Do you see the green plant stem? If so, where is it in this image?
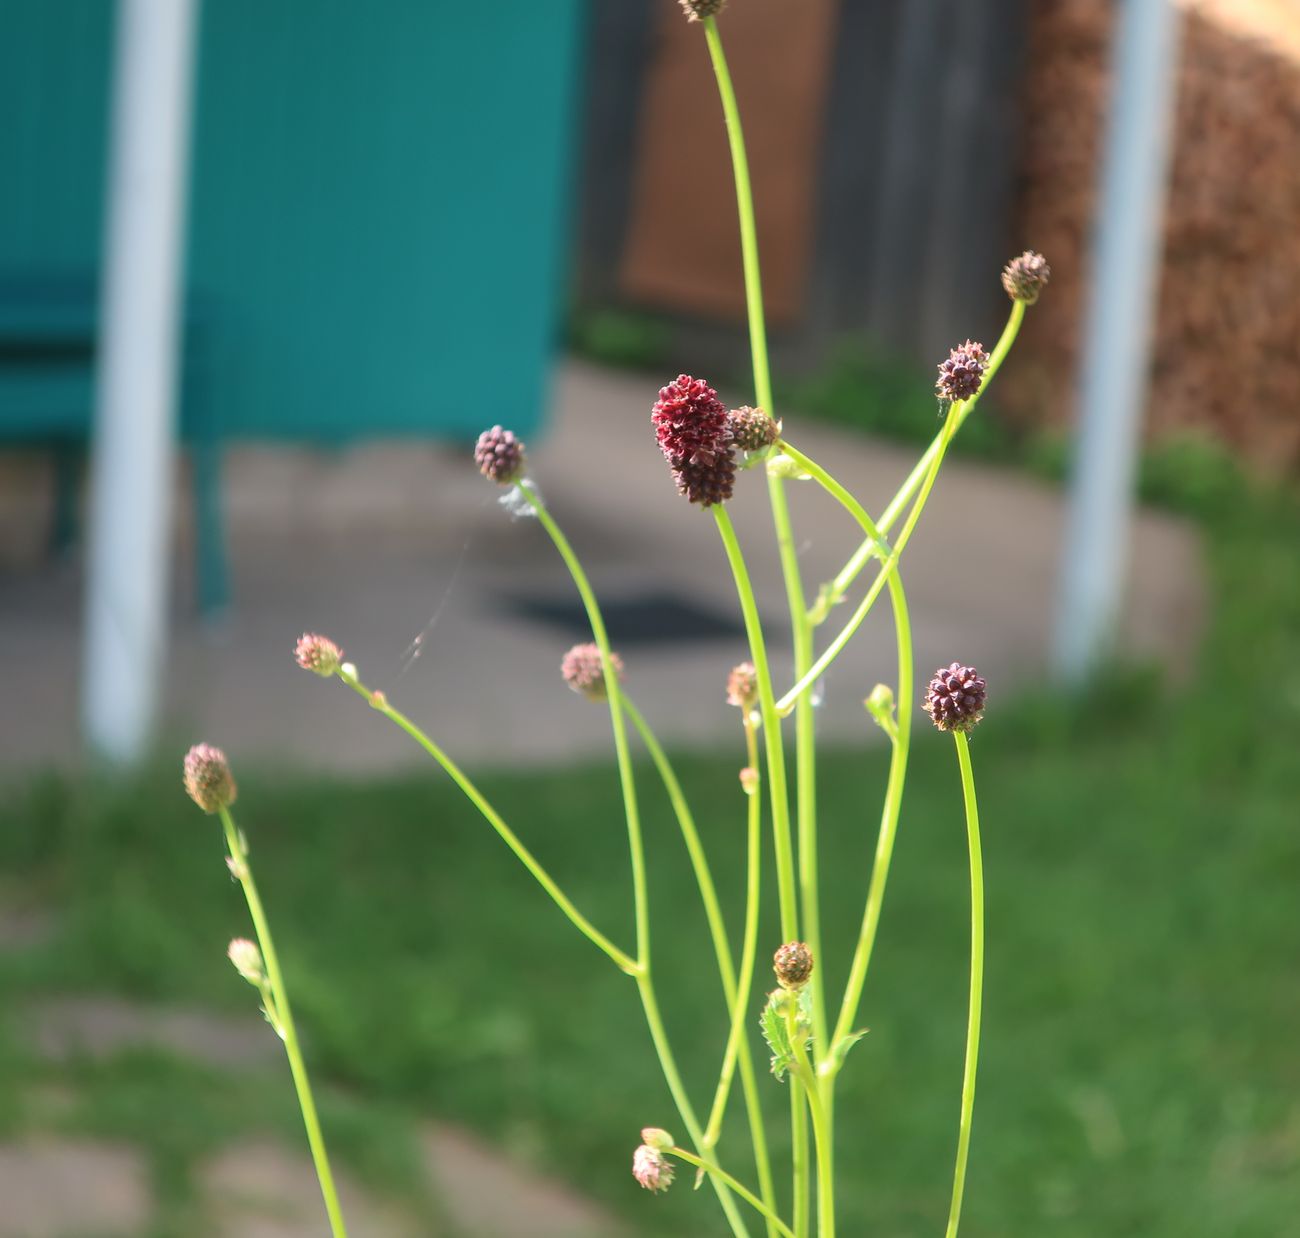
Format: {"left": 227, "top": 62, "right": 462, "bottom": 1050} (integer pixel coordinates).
{"left": 711, "top": 510, "right": 806, "bottom": 1237}
{"left": 702, "top": 22, "right": 815, "bottom": 1233}
{"left": 341, "top": 675, "right": 635, "bottom": 972}
{"left": 625, "top": 698, "right": 777, "bottom": 1232}
{"left": 668, "top": 1149, "right": 797, "bottom": 1238}
{"left": 519, "top": 482, "right": 750, "bottom": 1237}
{"left": 811, "top": 301, "right": 1026, "bottom": 624}
{"left": 773, "top": 440, "right": 918, "bottom": 1062}
{"left": 776, "top": 395, "right": 962, "bottom": 715}
{"left": 945, "top": 731, "right": 985, "bottom": 1238}
{"left": 711, "top": 507, "right": 798, "bottom": 943}
{"left": 787, "top": 1013, "right": 835, "bottom": 1238}
{"left": 219, "top": 809, "right": 348, "bottom": 1238}
{"left": 519, "top": 481, "right": 648, "bottom": 966}
{"left": 830, "top": 579, "right": 913, "bottom": 1055}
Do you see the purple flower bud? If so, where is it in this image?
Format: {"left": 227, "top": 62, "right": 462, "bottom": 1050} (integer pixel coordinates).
{"left": 923, "top": 662, "right": 987, "bottom": 733}
{"left": 561, "top": 643, "right": 625, "bottom": 702}
{"left": 1001, "top": 251, "right": 1050, "bottom": 305}
{"left": 773, "top": 941, "right": 814, "bottom": 990}
{"left": 294, "top": 633, "right": 343, "bottom": 677}
{"left": 474, "top": 425, "right": 526, "bottom": 485}
{"left": 935, "top": 340, "right": 989, "bottom": 403}
{"left": 183, "top": 744, "right": 237, "bottom": 814}
{"left": 728, "top": 406, "right": 779, "bottom": 452}
{"left": 632, "top": 1144, "right": 675, "bottom": 1193}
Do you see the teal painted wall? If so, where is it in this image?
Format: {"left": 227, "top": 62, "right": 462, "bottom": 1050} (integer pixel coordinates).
{"left": 0, "top": 0, "right": 584, "bottom": 440}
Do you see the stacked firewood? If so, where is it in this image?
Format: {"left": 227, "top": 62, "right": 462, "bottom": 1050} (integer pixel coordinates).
{"left": 1005, "top": 1, "right": 1300, "bottom": 473}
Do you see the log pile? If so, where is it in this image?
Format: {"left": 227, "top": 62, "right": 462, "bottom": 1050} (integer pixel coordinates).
{"left": 1005, "top": 1, "right": 1300, "bottom": 473}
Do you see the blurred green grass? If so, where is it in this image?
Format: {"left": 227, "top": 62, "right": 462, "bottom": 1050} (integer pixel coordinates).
{"left": 2, "top": 479, "right": 1298, "bottom": 1235}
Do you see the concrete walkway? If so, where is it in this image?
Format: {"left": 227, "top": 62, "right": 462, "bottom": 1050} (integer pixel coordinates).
{"left": 0, "top": 359, "right": 1204, "bottom": 775}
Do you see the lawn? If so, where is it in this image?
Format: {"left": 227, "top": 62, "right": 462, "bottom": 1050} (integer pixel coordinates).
{"left": 2, "top": 481, "right": 1298, "bottom": 1235}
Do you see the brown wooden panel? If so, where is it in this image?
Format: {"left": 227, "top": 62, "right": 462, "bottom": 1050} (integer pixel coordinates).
{"left": 619, "top": 0, "right": 839, "bottom": 325}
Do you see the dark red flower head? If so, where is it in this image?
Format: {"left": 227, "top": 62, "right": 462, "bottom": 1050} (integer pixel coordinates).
{"left": 652, "top": 375, "right": 736, "bottom": 507}
{"left": 923, "top": 662, "right": 987, "bottom": 733}
{"left": 935, "top": 341, "right": 989, "bottom": 403}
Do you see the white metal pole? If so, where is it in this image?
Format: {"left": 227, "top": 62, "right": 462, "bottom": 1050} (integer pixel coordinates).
{"left": 82, "top": 0, "right": 200, "bottom": 762}
{"left": 1053, "top": 0, "right": 1182, "bottom": 682}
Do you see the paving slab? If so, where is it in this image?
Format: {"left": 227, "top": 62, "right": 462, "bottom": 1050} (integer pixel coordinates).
{"left": 200, "top": 1137, "right": 424, "bottom": 1237}
{"left": 0, "top": 358, "right": 1204, "bottom": 775}
{"left": 0, "top": 1138, "right": 151, "bottom": 1237}
{"left": 27, "top": 996, "right": 280, "bottom": 1070}
{"left": 421, "top": 1121, "right": 628, "bottom": 1238}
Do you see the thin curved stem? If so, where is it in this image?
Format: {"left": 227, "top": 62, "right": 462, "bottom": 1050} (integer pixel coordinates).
{"left": 518, "top": 481, "right": 648, "bottom": 966}
{"left": 219, "top": 810, "right": 348, "bottom": 1238}
{"left": 810, "top": 301, "right": 1026, "bottom": 625}
{"left": 668, "top": 1149, "right": 797, "bottom": 1238}
{"left": 830, "top": 579, "right": 913, "bottom": 1054}
{"left": 515, "top": 483, "right": 750, "bottom": 1236}
{"left": 712, "top": 507, "right": 798, "bottom": 941}
{"left": 777, "top": 400, "right": 960, "bottom": 715}
{"left": 625, "top": 698, "right": 777, "bottom": 1231}
{"left": 945, "top": 732, "right": 985, "bottom": 1238}
{"left": 769, "top": 440, "right": 919, "bottom": 1060}
{"left": 341, "top": 674, "right": 636, "bottom": 973}
{"left": 700, "top": 22, "right": 815, "bottom": 1232}
{"left": 787, "top": 1027, "right": 835, "bottom": 1238}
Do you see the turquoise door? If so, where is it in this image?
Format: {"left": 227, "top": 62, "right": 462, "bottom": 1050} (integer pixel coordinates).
{"left": 0, "top": 0, "right": 584, "bottom": 442}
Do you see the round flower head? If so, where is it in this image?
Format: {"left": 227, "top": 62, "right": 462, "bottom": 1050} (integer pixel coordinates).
{"left": 923, "top": 662, "right": 987, "bottom": 733}
{"left": 561, "top": 643, "right": 625, "bottom": 701}
{"left": 227, "top": 938, "right": 264, "bottom": 985}
{"left": 1001, "top": 250, "right": 1051, "bottom": 305}
{"left": 474, "top": 425, "right": 526, "bottom": 485}
{"left": 183, "top": 743, "right": 237, "bottom": 814}
{"left": 935, "top": 340, "right": 989, "bottom": 403}
{"left": 651, "top": 374, "right": 736, "bottom": 507}
{"left": 632, "top": 1143, "right": 675, "bottom": 1193}
{"left": 773, "top": 940, "right": 814, "bottom": 990}
{"left": 678, "top": 0, "right": 726, "bottom": 21}
{"left": 728, "top": 406, "right": 779, "bottom": 453}
{"left": 294, "top": 632, "right": 342, "bottom": 677}
{"left": 726, "top": 661, "right": 758, "bottom": 711}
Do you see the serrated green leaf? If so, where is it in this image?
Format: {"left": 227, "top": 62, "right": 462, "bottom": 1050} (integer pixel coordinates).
{"left": 761, "top": 989, "right": 813, "bottom": 1080}
{"left": 760, "top": 992, "right": 794, "bottom": 1081}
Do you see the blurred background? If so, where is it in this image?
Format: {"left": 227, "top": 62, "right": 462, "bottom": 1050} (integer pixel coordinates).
{"left": 0, "top": 1, "right": 1296, "bottom": 1235}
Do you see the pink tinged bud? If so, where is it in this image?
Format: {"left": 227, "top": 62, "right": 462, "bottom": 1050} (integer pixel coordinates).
{"left": 640, "top": 1127, "right": 674, "bottom": 1151}
{"left": 561, "top": 643, "right": 625, "bottom": 701}
{"left": 726, "top": 661, "right": 758, "bottom": 710}
{"left": 294, "top": 633, "right": 343, "bottom": 677}
{"left": 183, "top": 744, "right": 237, "bottom": 814}
{"left": 739, "top": 766, "right": 759, "bottom": 795}
{"left": 225, "top": 855, "right": 248, "bottom": 880}
{"left": 474, "top": 425, "right": 526, "bottom": 485}
{"left": 227, "top": 938, "right": 264, "bottom": 985}
{"left": 632, "top": 1144, "right": 674, "bottom": 1193}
